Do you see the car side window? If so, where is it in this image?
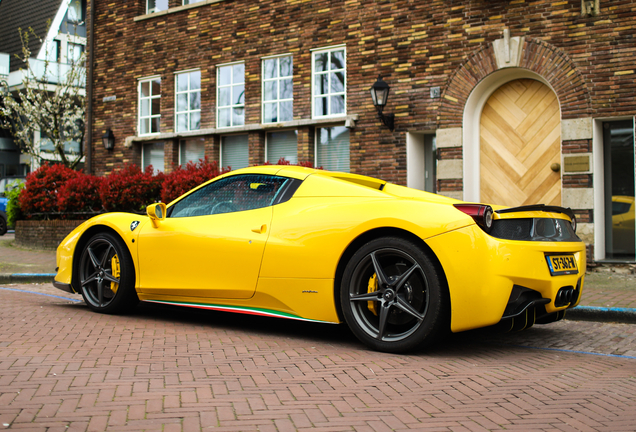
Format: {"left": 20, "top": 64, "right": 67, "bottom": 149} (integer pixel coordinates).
{"left": 169, "top": 174, "right": 290, "bottom": 218}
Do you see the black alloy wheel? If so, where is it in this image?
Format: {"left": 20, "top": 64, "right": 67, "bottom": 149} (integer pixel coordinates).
{"left": 341, "top": 237, "right": 447, "bottom": 353}
{"left": 77, "top": 232, "right": 138, "bottom": 313}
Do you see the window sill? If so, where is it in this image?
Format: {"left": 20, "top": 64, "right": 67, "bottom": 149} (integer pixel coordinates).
{"left": 134, "top": 0, "right": 229, "bottom": 22}
{"left": 125, "top": 114, "right": 358, "bottom": 146}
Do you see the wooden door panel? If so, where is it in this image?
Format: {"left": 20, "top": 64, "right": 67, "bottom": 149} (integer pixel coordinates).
{"left": 480, "top": 79, "right": 561, "bottom": 207}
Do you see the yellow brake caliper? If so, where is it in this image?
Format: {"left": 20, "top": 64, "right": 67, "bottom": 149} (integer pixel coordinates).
{"left": 368, "top": 273, "right": 378, "bottom": 315}
{"left": 110, "top": 255, "right": 120, "bottom": 293}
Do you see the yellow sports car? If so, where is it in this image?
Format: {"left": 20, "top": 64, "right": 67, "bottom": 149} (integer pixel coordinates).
{"left": 54, "top": 166, "right": 585, "bottom": 353}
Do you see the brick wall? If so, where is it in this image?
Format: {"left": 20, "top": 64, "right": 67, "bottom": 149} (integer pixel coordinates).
{"left": 15, "top": 220, "right": 84, "bottom": 250}
{"left": 88, "top": 0, "right": 636, "bottom": 185}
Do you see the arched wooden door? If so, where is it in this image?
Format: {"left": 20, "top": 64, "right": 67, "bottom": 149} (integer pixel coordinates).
{"left": 480, "top": 79, "right": 561, "bottom": 207}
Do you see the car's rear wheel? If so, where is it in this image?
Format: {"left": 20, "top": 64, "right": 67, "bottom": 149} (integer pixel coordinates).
{"left": 0, "top": 214, "right": 7, "bottom": 236}
{"left": 77, "top": 232, "right": 138, "bottom": 313}
{"left": 340, "top": 237, "right": 447, "bottom": 353}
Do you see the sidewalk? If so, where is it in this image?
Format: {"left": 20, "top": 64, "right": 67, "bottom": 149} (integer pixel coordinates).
{"left": 1, "top": 231, "right": 635, "bottom": 322}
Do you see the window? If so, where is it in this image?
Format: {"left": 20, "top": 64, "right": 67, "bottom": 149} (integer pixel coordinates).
{"left": 266, "top": 130, "right": 297, "bottom": 164}
{"left": 147, "top": 0, "right": 168, "bottom": 13}
{"left": 221, "top": 135, "right": 248, "bottom": 170}
{"left": 142, "top": 142, "right": 165, "bottom": 173}
{"left": 316, "top": 126, "right": 350, "bottom": 172}
{"left": 217, "top": 63, "right": 245, "bottom": 128}
{"left": 139, "top": 77, "right": 161, "bottom": 135}
{"left": 603, "top": 120, "right": 635, "bottom": 260}
{"left": 47, "top": 40, "right": 60, "bottom": 63}
{"left": 169, "top": 174, "right": 291, "bottom": 218}
{"left": 312, "top": 47, "right": 346, "bottom": 118}
{"left": 175, "top": 70, "right": 201, "bottom": 132}
{"left": 262, "top": 56, "right": 293, "bottom": 123}
{"left": 179, "top": 138, "right": 205, "bottom": 165}
{"left": 67, "top": 43, "right": 84, "bottom": 65}
{"left": 183, "top": 0, "right": 206, "bottom": 4}
{"left": 67, "top": 0, "right": 84, "bottom": 23}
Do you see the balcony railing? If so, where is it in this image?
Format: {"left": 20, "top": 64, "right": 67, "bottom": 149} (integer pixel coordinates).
{"left": 6, "top": 58, "right": 86, "bottom": 88}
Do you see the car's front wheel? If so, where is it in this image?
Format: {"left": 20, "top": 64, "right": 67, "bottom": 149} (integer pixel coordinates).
{"left": 77, "top": 232, "right": 138, "bottom": 313}
{"left": 340, "top": 237, "right": 447, "bottom": 353}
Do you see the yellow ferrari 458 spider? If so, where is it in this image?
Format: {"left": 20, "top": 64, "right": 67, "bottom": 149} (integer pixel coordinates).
{"left": 54, "top": 166, "right": 586, "bottom": 353}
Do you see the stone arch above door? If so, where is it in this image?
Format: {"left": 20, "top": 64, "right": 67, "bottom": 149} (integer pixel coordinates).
{"left": 439, "top": 38, "right": 591, "bottom": 126}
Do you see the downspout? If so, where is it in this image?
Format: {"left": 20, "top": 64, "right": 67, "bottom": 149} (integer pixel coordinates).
{"left": 85, "top": 0, "right": 95, "bottom": 174}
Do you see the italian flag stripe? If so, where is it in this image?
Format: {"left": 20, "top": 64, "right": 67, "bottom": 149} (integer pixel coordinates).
{"left": 143, "top": 300, "right": 329, "bottom": 323}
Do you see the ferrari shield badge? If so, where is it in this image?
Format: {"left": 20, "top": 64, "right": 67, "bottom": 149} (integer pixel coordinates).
{"left": 130, "top": 221, "right": 140, "bottom": 231}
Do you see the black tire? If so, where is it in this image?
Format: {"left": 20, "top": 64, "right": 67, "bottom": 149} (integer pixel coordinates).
{"left": 0, "top": 213, "right": 7, "bottom": 236}
{"left": 340, "top": 237, "right": 447, "bottom": 353}
{"left": 77, "top": 232, "right": 138, "bottom": 314}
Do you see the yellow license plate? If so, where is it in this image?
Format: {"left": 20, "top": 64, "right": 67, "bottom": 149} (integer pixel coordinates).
{"left": 546, "top": 254, "right": 578, "bottom": 276}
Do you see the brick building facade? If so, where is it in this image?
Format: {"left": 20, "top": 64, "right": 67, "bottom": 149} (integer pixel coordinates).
{"left": 88, "top": 0, "right": 636, "bottom": 262}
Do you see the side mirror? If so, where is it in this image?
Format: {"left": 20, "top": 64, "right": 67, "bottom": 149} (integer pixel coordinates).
{"left": 146, "top": 202, "right": 167, "bottom": 228}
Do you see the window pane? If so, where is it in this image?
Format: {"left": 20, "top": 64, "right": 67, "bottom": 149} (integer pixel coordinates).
{"left": 331, "top": 50, "right": 345, "bottom": 70}
{"left": 264, "top": 102, "right": 277, "bottom": 123}
{"left": 314, "top": 97, "right": 327, "bottom": 117}
{"left": 281, "top": 78, "right": 293, "bottom": 99}
{"left": 190, "top": 91, "right": 200, "bottom": 111}
{"left": 177, "top": 73, "right": 189, "bottom": 92}
{"left": 148, "top": 0, "right": 168, "bottom": 13}
{"left": 151, "top": 117, "right": 161, "bottom": 133}
{"left": 221, "top": 135, "right": 249, "bottom": 169}
{"left": 315, "top": 52, "right": 328, "bottom": 72}
{"left": 233, "top": 63, "right": 245, "bottom": 83}
{"left": 180, "top": 138, "right": 205, "bottom": 165}
{"left": 141, "top": 99, "right": 150, "bottom": 116}
{"left": 233, "top": 107, "right": 245, "bottom": 126}
{"left": 280, "top": 56, "right": 292, "bottom": 77}
{"left": 151, "top": 97, "right": 161, "bottom": 115}
{"left": 267, "top": 130, "right": 298, "bottom": 164}
{"left": 67, "top": 0, "right": 82, "bottom": 22}
{"left": 143, "top": 142, "right": 164, "bottom": 172}
{"left": 177, "top": 94, "right": 187, "bottom": 112}
{"left": 140, "top": 118, "right": 149, "bottom": 135}
{"left": 314, "top": 74, "right": 328, "bottom": 96}
{"left": 177, "top": 114, "right": 187, "bottom": 132}
{"left": 219, "top": 87, "right": 230, "bottom": 106}
{"left": 218, "top": 107, "right": 231, "bottom": 128}
{"left": 151, "top": 78, "right": 161, "bottom": 95}
{"left": 331, "top": 72, "right": 345, "bottom": 93}
{"left": 219, "top": 66, "right": 231, "bottom": 86}
{"left": 264, "top": 59, "right": 277, "bottom": 79}
{"left": 233, "top": 84, "right": 245, "bottom": 105}
{"left": 141, "top": 81, "right": 150, "bottom": 97}
{"left": 264, "top": 81, "right": 277, "bottom": 102}
{"left": 330, "top": 95, "right": 345, "bottom": 115}
{"left": 280, "top": 101, "right": 293, "bottom": 122}
{"left": 190, "top": 71, "right": 201, "bottom": 90}
{"left": 316, "top": 127, "right": 350, "bottom": 172}
{"left": 190, "top": 111, "right": 200, "bottom": 130}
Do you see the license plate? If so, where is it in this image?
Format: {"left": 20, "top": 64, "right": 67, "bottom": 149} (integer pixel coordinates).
{"left": 546, "top": 254, "right": 578, "bottom": 276}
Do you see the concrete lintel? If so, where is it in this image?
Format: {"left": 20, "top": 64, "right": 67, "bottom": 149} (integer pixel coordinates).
{"left": 562, "top": 118, "right": 593, "bottom": 141}
{"left": 436, "top": 128, "right": 462, "bottom": 148}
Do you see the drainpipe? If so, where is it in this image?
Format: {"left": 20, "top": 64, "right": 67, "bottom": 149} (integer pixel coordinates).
{"left": 85, "top": 0, "right": 95, "bottom": 174}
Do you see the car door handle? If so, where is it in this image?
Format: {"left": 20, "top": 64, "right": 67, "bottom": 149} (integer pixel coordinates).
{"left": 251, "top": 224, "right": 267, "bottom": 234}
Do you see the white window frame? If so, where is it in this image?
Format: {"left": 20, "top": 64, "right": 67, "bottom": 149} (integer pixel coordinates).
{"left": 174, "top": 69, "right": 202, "bottom": 132}
{"left": 220, "top": 134, "right": 249, "bottom": 170}
{"left": 147, "top": 0, "right": 168, "bottom": 14}
{"left": 142, "top": 141, "right": 165, "bottom": 173}
{"left": 216, "top": 61, "right": 245, "bottom": 129}
{"left": 138, "top": 76, "right": 162, "bottom": 136}
{"left": 311, "top": 45, "right": 347, "bottom": 119}
{"left": 183, "top": 0, "right": 206, "bottom": 5}
{"left": 262, "top": 54, "right": 293, "bottom": 124}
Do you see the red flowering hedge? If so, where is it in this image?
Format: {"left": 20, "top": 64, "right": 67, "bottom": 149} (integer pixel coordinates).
{"left": 16, "top": 159, "right": 321, "bottom": 219}
{"left": 161, "top": 158, "right": 230, "bottom": 203}
{"left": 58, "top": 174, "right": 103, "bottom": 215}
{"left": 99, "top": 165, "right": 165, "bottom": 213}
{"left": 20, "top": 163, "right": 80, "bottom": 216}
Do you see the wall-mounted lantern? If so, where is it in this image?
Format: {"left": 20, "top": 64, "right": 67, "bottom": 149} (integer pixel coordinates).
{"left": 102, "top": 128, "right": 115, "bottom": 150}
{"left": 370, "top": 75, "right": 395, "bottom": 131}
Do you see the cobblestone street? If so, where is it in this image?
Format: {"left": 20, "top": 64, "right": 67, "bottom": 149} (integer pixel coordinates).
{"left": 1, "top": 284, "right": 635, "bottom": 431}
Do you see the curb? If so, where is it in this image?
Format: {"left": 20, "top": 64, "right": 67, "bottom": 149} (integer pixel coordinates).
{"left": 0, "top": 273, "right": 56, "bottom": 284}
{"left": 565, "top": 306, "right": 636, "bottom": 325}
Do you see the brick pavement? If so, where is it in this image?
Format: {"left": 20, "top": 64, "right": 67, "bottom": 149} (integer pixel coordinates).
{"left": 0, "top": 284, "right": 635, "bottom": 431}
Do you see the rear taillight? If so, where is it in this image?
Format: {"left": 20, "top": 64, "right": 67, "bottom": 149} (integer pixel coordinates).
{"left": 454, "top": 204, "right": 494, "bottom": 233}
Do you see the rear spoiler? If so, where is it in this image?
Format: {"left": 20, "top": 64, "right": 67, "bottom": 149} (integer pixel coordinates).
{"left": 495, "top": 205, "right": 575, "bottom": 221}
